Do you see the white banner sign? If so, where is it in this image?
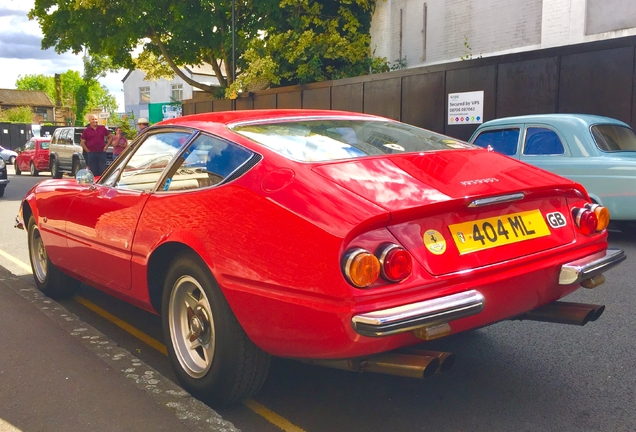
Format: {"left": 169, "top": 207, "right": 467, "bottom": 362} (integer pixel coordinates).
{"left": 448, "top": 91, "right": 484, "bottom": 125}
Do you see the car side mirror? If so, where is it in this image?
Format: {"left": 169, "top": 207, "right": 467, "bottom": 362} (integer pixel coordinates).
{"left": 76, "top": 168, "right": 94, "bottom": 185}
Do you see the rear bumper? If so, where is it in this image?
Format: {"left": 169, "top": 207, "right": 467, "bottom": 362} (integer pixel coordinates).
{"left": 350, "top": 248, "right": 625, "bottom": 338}
{"left": 558, "top": 248, "right": 626, "bottom": 285}
{"left": 351, "top": 290, "right": 485, "bottom": 337}
{"left": 0, "top": 178, "right": 9, "bottom": 186}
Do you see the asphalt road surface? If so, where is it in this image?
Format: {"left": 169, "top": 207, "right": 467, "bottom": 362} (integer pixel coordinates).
{"left": 1, "top": 166, "right": 635, "bottom": 432}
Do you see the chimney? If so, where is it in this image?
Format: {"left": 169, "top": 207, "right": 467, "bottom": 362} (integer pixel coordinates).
{"left": 55, "top": 74, "right": 62, "bottom": 106}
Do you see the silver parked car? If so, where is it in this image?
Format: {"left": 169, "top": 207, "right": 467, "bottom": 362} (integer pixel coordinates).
{"left": 469, "top": 114, "right": 636, "bottom": 232}
{"left": 0, "top": 145, "right": 18, "bottom": 165}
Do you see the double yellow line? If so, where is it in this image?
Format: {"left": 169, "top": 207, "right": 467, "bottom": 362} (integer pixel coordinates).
{"left": 0, "top": 249, "right": 306, "bottom": 432}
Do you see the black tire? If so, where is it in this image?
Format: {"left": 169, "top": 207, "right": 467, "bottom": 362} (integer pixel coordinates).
{"left": 30, "top": 162, "right": 39, "bottom": 176}
{"left": 0, "top": 186, "right": 4, "bottom": 197}
{"left": 162, "top": 252, "right": 270, "bottom": 406}
{"left": 9, "top": 156, "right": 16, "bottom": 165}
{"left": 27, "top": 216, "right": 80, "bottom": 299}
{"left": 15, "top": 163, "right": 21, "bottom": 175}
{"left": 72, "top": 158, "right": 81, "bottom": 176}
{"left": 51, "top": 158, "right": 62, "bottom": 179}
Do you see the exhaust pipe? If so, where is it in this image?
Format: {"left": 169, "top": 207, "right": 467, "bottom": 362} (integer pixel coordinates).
{"left": 306, "top": 352, "right": 441, "bottom": 379}
{"left": 513, "top": 301, "right": 605, "bottom": 326}
{"left": 399, "top": 348, "right": 456, "bottom": 374}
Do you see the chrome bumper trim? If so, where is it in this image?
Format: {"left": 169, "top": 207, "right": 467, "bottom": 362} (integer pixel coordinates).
{"left": 351, "top": 290, "right": 485, "bottom": 337}
{"left": 559, "top": 248, "right": 626, "bottom": 285}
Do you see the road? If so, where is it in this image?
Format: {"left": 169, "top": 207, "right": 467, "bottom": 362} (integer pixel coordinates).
{"left": 1, "top": 166, "right": 635, "bottom": 431}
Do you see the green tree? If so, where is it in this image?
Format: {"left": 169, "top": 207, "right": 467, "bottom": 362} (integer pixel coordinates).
{"left": 0, "top": 106, "right": 34, "bottom": 123}
{"left": 29, "top": 0, "right": 384, "bottom": 95}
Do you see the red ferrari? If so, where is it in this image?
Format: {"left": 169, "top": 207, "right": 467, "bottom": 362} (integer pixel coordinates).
{"left": 16, "top": 110, "right": 625, "bottom": 406}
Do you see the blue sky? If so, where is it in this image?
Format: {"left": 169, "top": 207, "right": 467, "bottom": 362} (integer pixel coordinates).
{"left": 0, "top": 0, "right": 126, "bottom": 111}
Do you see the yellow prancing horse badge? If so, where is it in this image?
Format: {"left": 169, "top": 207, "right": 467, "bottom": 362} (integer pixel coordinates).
{"left": 423, "top": 229, "right": 446, "bottom": 255}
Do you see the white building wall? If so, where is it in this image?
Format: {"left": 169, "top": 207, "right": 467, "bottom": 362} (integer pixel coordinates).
{"left": 371, "top": 0, "right": 636, "bottom": 70}
{"left": 123, "top": 70, "right": 195, "bottom": 119}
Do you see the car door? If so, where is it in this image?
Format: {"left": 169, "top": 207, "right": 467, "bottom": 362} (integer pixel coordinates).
{"left": 518, "top": 125, "right": 572, "bottom": 175}
{"left": 63, "top": 130, "right": 193, "bottom": 291}
{"left": 19, "top": 139, "right": 35, "bottom": 172}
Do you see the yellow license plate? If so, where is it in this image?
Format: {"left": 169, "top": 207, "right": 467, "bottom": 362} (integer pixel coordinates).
{"left": 448, "top": 210, "right": 551, "bottom": 255}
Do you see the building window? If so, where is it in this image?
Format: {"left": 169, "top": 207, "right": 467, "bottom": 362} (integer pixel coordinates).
{"left": 171, "top": 84, "right": 183, "bottom": 101}
{"left": 33, "top": 107, "right": 48, "bottom": 121}
{"left": 140, "top": 86, "right": 150, "bottom": 104}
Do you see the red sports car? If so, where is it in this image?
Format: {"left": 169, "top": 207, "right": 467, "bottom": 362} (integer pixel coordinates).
{"left": 15, "top": 136, "right": 50, "bottom": 176}
{"left": 16, "top": 110, "right": 625, "bottom": 406}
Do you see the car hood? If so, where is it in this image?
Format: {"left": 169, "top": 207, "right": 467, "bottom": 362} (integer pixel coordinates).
{"left": 312, "top": 148, "right": 580, "bottom": 211}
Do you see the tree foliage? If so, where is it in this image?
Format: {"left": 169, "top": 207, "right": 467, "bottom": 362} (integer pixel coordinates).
{"left": 15, "top": 62, "right": 117, "bottom": 125}
{"left": 0, "top": 106, "right": 34, "bottom": 123}
{"left": 29, "top": 0, "right": 386, "bottom": 96}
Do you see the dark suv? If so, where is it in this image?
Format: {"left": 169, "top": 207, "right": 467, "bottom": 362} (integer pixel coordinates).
{"left": 49, "top": 126, "right": 114, "bottom": 178}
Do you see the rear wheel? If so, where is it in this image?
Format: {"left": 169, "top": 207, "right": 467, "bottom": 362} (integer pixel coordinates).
{"left": 51, "top": 158, "right": 62, "bottom": 179}
{"left": 162, "top": 252, "right": 270, "bottom": 407}
{"left": 30, "top": 162, "right": 39, "bottom": 176}
{"left": 27, "top": 216, "right": 80, "bottom": 299}
{"left": 15, "top": 163, "right": 21, "bottom": 175}
{"left": 72, "top": 158, "right": 81, "bottom": 176}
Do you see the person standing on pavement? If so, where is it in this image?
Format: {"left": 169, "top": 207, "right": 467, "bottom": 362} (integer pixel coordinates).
{"left": 80, "top": 114, "right": 112, "bottom": 175}
{"left": 111, "top": 127, "right": 128, "bottom": 158}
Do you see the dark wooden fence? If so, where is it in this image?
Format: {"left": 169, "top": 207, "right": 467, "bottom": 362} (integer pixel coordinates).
{"left": 183, "top": 35, "right": 636, "bottom": 141}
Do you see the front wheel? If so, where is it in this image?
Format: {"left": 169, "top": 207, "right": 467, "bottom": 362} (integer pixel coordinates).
{"left": 15, "top": 163, "right": 21, "bottom": 175}
{"left": 162, "top": 252, "right": 270, "bottom": 406}
{"left": 72, "top": 158, "right": 81, "bottom": 176}
{"left": 30, "top": 162, "right": 39, "bottom": 176}
{"left": 27, "top": 216, "right": 80, "bottom": 299}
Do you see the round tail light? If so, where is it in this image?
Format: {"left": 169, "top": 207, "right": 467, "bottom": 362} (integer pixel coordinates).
{"left": 589, "top": 204, "right": 610, "bottom": 231}
{"left": 343, "top": 249, "right": 380, "bottom": 288}
{"left": 574, "top": 208, "right": 598, "bottom": 235}
{"left": 378, "top": 244, "right": 413, "bottom": 282}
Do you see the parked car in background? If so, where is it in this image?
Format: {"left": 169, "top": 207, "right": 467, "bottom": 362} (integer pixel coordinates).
{"left": 15, "top": 137, "right": 51, "bottom": 176}
{"left": 0, "top": 145, "right": 18, "bottom": 165}
{"left": 0, "top": 157, "right": 8, "bottom": 197}
{"left": 470, "top": 114, "right": 636, "bottom": 232}
{"left": 17, "top": 110, "right": 624, "bottom": 406}
{"left": 49, "top": 126, "right": 114, "bottom": 178}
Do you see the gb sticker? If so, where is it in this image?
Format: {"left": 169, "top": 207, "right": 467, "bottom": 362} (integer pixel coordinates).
{"left": 546, "top": 212, "right": 567, "bottom": 228}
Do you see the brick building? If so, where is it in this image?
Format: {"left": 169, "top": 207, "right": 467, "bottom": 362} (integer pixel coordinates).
{"left": 0, "top": 89, "right": 55, "bottom": 124}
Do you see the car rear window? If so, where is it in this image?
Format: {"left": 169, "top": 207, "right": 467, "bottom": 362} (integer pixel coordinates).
{"left": 591, "top": 124, "right": 636, "bottom": 152}
{"left": 472, "top": 128, "right": 519, "bottom": 156}
{"left": 231, "top": 119, "right": 474, "bottom": 162}
{"left": 41, "top": 141, "right": 50, "bottom": 149}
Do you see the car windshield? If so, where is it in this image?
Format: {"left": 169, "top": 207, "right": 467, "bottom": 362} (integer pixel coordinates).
{"left": 591, "top": 124, "right": 636, "bottom": 152}
{"left": 231, "top": 119, "right": 474, "bottom": 162}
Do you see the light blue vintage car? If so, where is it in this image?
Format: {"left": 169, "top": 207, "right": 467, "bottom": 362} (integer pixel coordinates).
{"left": 469, "top": 114, "right": 636, "bottom": 231}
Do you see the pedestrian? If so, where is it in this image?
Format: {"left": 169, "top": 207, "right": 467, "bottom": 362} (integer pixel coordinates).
{"left": 137, "top": 117, "right": 149, "bottom": 132}
{"left": 112, "top": 127, "right": 128, "bottom": 158}
{"left": 80, "top": 114, "right": 112, "bottom": 176}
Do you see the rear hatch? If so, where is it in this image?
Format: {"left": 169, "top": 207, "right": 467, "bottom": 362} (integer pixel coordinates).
{"left": 313, "top": 149, "right": 579, "bottom": 275}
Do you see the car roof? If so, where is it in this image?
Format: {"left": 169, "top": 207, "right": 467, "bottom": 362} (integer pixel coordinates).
{"left": 477, "top": 113, "right": 631, "bottom": 129}
{"left": 156, "top": 109, "right": 384, "bottom": 129}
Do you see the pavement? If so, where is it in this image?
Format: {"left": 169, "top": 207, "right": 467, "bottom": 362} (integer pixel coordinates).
{"left": 0, "top": 266, "right": 240, "bottom": 432}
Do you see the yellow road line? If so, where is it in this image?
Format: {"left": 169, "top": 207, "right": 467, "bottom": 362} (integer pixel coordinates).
{"left": 243, "top": 400, "right": 307, "bottom": 432}
{"left": 73, "top": 295, "right": 168, "bottom": 355}
{"left": 1, "top": 249, "right": 306, "bottom": 432}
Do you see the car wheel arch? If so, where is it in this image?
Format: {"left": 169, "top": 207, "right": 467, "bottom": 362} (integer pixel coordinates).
{"left": 147, "top": 242, "right": 205, "bottom": 314}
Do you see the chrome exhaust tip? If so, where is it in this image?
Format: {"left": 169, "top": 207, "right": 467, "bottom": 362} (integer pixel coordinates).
{"left": 512, "top": 301, "right": 605, "bottom": 326}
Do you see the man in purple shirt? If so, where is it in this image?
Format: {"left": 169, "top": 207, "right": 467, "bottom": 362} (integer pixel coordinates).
{"left": 80, "top": 114, "right": 112, "bottom": 176}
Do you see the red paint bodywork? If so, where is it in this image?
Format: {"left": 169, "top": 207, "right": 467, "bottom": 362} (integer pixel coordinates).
{"left": 20, "top": 110, "right": 610, "bottom": 359}
{"left": 16, "top": 137, "right": 50, "bottom": 173}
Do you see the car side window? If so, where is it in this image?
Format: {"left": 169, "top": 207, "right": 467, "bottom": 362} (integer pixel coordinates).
{"left": 472, "top": 128, "right": 520, "bottom": 156}
{"left": 100, "top": 131, "right": 192, "bottom": 191}
{"left": 523, "top": 127, "right": 564, "bottom": 155}
{"left": 159, "top": 134, "right": 252, "bottom": 192}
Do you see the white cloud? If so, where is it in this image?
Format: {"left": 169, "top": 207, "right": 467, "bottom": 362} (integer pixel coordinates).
{"left": 0, "top": 0, "right": 126, "bottom": 111}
